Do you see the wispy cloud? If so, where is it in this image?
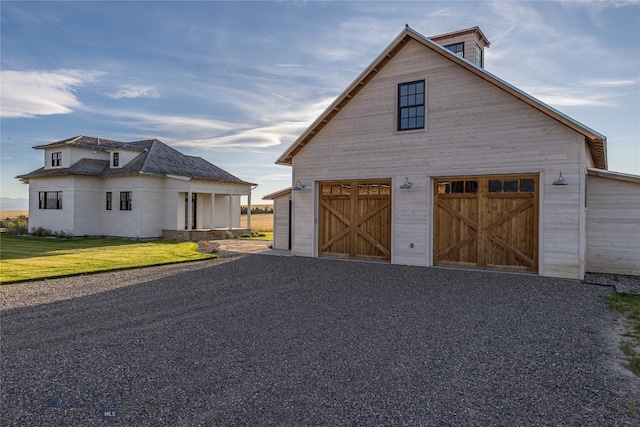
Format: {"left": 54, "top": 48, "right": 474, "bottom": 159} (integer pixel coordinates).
{"left": 88, "top": 108, "right": 237, "bottom": 135}
{"left": 0, "top": 69, "right": 103, "bottom": 118}
{"left": 106, "top": 84, "right": 161, "bottom": 99}
{"left": 584, "top": 79, "right": 639, "bottom": 88}
{"left": 562, "top": 0, "right": 640, "bottom": 23}
{"left": 176, "top": 122, "right": 305, "bottom": 149}
{"left": 304, "top": 16, "right": 399, "bottom": 64}
{"left": 173, "top": 96, "right": 334, "bottom": 150}
{"left": 522, "top": 85, "right": 617, "bottom": 108}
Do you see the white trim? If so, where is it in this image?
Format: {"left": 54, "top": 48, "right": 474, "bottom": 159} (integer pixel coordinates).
{"left": 166, "top": 174, "right": 191, "bottom": 181}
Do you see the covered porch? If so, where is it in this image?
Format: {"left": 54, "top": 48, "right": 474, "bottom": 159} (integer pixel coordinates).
{"left": 162, "top": 188, "right": 253, "bottom": 241}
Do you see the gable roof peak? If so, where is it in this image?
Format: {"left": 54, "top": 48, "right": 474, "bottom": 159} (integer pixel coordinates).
{"left": 275, "top": 26, "right": 607, "bottom": 169}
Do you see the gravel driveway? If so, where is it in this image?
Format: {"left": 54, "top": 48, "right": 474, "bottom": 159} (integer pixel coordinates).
{"left": 2, "top": 255, "right": 639, "bottom": 426}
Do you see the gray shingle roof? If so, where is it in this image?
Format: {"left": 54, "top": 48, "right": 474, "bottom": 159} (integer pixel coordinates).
{"left": 16, "top": 159, "right": 110, "bottom": 180}
{"left": 18, "top": 136, "right": 254, "bottom": 185}
{"left": 33, "top": 135, "right": 124, "bottom": 150}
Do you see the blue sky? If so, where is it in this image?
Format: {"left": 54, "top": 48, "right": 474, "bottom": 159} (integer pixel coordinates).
{"left": 1, "top": 0, "right": 639, "bottom": 204}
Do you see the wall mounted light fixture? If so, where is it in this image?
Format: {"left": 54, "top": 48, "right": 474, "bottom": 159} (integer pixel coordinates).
{"left": 292, "top": 180, "right": 306, "bottom": 191}
{"left": 399, "top": 177, "right": 413, "bottom": 189}
{"left": 552, "top": 172, "right": 568, "bottom": 185}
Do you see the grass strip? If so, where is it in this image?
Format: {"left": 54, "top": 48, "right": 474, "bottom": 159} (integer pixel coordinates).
{"left": 607, "top": 292, "right": 640, "bottom": 377}
{"left": 0, "top": 234, "right": 215, "bottom": 284}
{"left": 238, "top": 232, "right": 273, "bottom": 241}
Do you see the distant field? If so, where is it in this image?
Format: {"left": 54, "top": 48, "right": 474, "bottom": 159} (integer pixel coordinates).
{"left": 1, "top": 211, "right": 28, "bottom": 220}
{"left": 1, "top": 211, "right": 273, "bottom": 232}
{"left": 241, "top": 213, "right": 273, "bottom": 232}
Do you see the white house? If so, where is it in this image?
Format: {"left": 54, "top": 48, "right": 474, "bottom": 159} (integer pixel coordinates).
{"left": 271, "top": 26, "right": 640, "bottom": 279}
{"left": 17, "top": 135, "right": 256, "bottom": 239}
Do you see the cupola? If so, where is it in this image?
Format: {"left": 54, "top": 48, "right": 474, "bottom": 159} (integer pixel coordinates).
{"left": 430, "top": 26, "right": 490, "bottom": 68}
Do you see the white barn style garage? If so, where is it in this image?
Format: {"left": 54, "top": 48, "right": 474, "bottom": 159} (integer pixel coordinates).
{"left": 273, "top": 26, "right": 640, "bottom": 280}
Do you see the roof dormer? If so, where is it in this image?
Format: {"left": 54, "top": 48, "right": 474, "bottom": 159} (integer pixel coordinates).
{"left": 111, "top": 151, "right": 121, "bottom": 168}
{"left": 430, "top": 26, "right": 490, "bottom": 68}
{"left": 107, "top": 146, "right": 146, "bottom": 169}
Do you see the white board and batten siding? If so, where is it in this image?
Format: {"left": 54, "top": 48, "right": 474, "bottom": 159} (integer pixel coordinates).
{"left": 292, "top": 38, "right": 590, "bottom": 279}
{"left": 73, "top": 176, "right": 107, "bottom": 236}
{"left": 102, "top": 176, "right": 146, "bottom": 238}
{"left": 27, "top": 176, "right": 75, "bottom": 234}
{"left": 263, "top": 188, "right": 291, "bottom": 250}
{"left": 586, "top": 172, "right": 640, "bottom": 276}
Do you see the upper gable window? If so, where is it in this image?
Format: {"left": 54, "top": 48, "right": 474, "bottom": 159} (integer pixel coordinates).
{"left": 398, "top": 80, "right": 425, "bottom": 131}
{"left": 52, "top": 152, "right": 61, "bottom": 167}
{"left": 444, "top": 42, "right": 464, "bottom": 58}
{"left": 113, "top": 152, "right": 120, "bottom": 167}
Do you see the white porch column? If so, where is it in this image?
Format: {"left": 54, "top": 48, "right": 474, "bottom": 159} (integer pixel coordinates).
{"left": 187, "top": 189, "right": 193, "bottom": 230}
{"left": 176, "top": 192, "right": 182, "bottom": 229}
{"left": 247, "top": 192, "right": 252, "bottom": 231}
{"left": 211, "top": 193, "right": 215, "bottom": 229}
{"left": 228, "top": 194, "right": 233, "bottom": 231}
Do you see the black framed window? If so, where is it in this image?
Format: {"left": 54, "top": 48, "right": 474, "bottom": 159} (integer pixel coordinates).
{"left": 488, "top": 178, "right": 536, "bottom": 193}
{"left": 52, "top": 152, "right": 61, "bottom": 167}
{"left": 475, "top": 43, "right": 483, "bottom": 68}
{"left": 106, "top": 192, "right": 112, "bottom": 210}
{"left": 398, "top": 80, "right": 425, "bottom": 131}
{"left": 39, "top": 191, "right": 62, "bottom": 209}
{"left": 444, "top": 42, "right": 464, "bottom": 57}
{"left": 120, "top": 191, "right": 132, "bottom": 210}
{"left": 113, "top": 152, "right": 119, "bottom": 167}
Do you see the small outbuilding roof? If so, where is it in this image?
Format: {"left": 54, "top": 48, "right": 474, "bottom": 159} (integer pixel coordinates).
{"left": 262, "top": 187, "right": 292, "bottom": 200}
{"left": 276, "top": 26, "right": 607, "bottom": 169}
{"left": 587, "top": 168, "right": 640, "bottom": 184}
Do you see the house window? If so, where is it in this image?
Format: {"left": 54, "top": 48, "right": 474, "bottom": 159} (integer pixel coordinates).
{"left": 120, "top": 192, "right": 132, "bottom": 210}
{"left": 398, "top": 80, "right": 425, "bottom": 131}
{"left": 38, "top": 191, "right": 62, "bottom": 209}
{"left": 113, "top": 152, "right": 119, "bottom": 167}
{"left": 444, "top": 42, "right": 464, "bottom": 57}
{"left": 52, "top": 152, "right": 61, "bottom": 167}
{"left": 106, "top": 192, "right": 112, "bottom": 210}
{"left": 475, "top": 43, "right": 483, "bottom": 68}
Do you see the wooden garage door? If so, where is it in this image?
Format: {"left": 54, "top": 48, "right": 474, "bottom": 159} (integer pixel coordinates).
{"left": 434, "top": 175, "right": 538, "bottom": 273}
{"left": 319, "top": 180, "right": 391, "bottom": 261}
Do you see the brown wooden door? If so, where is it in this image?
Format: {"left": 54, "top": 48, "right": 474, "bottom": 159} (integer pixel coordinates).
{"left": 319, "top": 180, "right": 391, "bottom": 261}
{"left": 434, "top": 175, "right": 538, "bottom": 273}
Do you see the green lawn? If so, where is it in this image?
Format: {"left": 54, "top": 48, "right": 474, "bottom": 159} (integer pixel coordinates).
{"left": 0, "top": 234, "right": 215, "bottom": 284}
